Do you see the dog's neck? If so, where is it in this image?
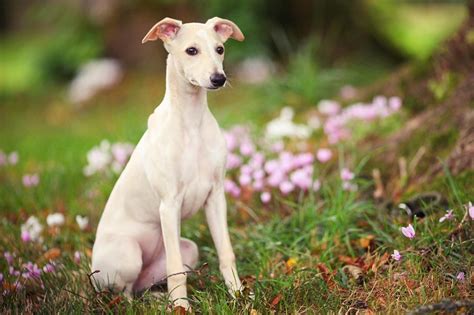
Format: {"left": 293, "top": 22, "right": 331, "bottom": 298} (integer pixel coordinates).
{"left": 163, "top": 54, "right": 208, "bottom": 128}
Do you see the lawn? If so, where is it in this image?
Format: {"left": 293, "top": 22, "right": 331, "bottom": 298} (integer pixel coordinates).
{"left": 0, "top": 68, "right": 473, "bottom": 314}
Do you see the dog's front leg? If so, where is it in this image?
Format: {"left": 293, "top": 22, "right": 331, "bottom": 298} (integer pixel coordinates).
{"left": 159, "top": 200, "right": 190, "bottom": 310}
{"left": 205, "top": 184, "right": 242, "bottom": 295}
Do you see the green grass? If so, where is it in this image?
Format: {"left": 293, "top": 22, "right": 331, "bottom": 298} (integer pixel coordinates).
{"left": 1, "top": 73, "right": 473, "bottom": 314}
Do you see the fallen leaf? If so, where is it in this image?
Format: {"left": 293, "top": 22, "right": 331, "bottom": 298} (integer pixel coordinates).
{"left": 270, "top": 293, "right": 282, "bottom": 308}
{"left": 358, "top": 235, "right": 375, "bottom": 249}
{"left": 107, "top": 296, "right": 122, "bottom": 308}
{"left": 44, "top": 248, "right": 61, "bottom": 260}
{"left": 285, "top": 257, "right": 298, "bottom": 273}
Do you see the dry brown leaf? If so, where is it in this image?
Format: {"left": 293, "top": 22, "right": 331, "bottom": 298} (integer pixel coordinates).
{"left": 358, "top": 235, "right": 375, "bottom": 249}
{"left": 270, "top": 293, "right": 282, "bottom": 308}
{"left": 44, "top": 248, "right": 61, "bottom": 260}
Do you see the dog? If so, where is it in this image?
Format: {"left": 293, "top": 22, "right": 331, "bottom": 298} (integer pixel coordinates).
{"left": 91, "top": 17, "right": 245, "bottom": 310}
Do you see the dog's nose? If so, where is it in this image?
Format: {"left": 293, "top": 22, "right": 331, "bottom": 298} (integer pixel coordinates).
{"left": 210, "top": 73, "right": 226, "bottom": 87}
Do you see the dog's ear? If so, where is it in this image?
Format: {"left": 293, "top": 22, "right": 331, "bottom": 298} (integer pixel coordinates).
{"left": 142, "top": 18, "right": 182, "bottom": 44}
{"left": 206, "top": 17, "right": 245, "bottom": 42}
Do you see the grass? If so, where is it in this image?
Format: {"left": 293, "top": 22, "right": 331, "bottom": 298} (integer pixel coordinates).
{"left": 1, "top": 71, "right": 473, "bottom": 314}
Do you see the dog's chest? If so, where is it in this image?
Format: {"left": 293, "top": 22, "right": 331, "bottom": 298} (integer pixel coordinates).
{"left": 180, "top": 133, "right": 224, "bottom": 218}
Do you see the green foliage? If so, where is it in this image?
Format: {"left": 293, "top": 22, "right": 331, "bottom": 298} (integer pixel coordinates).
{"left": 366, "top": 0, "right": 466, "bottom": 60}
{"left": 428, "top": 72, "right": 458, "bottom": 102}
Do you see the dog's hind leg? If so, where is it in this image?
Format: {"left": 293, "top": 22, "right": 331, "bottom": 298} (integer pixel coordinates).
{"left": 91, "top": 236, "right": 143, "bottom": 296}
{"left": 133, "top": 238, "right": 198, "bottom": 294}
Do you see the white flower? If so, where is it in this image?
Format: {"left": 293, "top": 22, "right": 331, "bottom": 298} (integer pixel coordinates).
{"left": 68, "top": 59, "right": 123, "bottom": 104}
{"left": 83, "top": 144, "right": 112, "bottom": 176}
{"left": 46, "top": 213, "right": 65, "bottom": 227}
{"left": 265, "top": 107, "right": 312, "bottom": 140}
{"left": 75, "top": 215, "right": 89, "bottom": 231}
{"left": 21, "top": 216, "right": 43, "bottom": 242}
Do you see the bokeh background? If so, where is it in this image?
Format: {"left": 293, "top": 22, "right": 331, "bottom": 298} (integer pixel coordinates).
{"left": 1, "top": 1, "right": 473, "bottom": 313}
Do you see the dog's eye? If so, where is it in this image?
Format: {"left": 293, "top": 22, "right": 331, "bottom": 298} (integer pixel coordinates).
{"left": 216, "top": 46, "right": 224, "bottom": 55}
{"left": 185, "top": 47, "right": 198, "bottom": 56}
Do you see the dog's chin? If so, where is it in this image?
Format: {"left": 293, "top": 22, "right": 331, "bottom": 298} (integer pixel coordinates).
{"left": 205, "top": 86, "right": 221, "bottom": 91}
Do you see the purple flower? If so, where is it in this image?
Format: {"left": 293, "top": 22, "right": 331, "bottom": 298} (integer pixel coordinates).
{"left": 391, "top": 250, "right": 402, "bottom": 261}
{"left": 4, "top": 252, "right": 14, "bottom": 265}
{"left": 316, "top": 148, "right": 332, "bottom": 163}
{"left": 401, "top": 224, "right": 416, "bottom": 239}
{"left": 0, "top": 273, "right": 3, "bottom": 283}
{"left": 260, "top": 192, "right": 271, "bottom": 204}
{"left": 224, "top": 132, "right": 238, "bottom": 151}
{"left": 340, "top": 168, "right": 355, "bottom": 181}
{"left": 9, "top": 266, "right": 20, "bottom": 276}
{"left": 23, "top": 262, "right": 42, "bottom": 278}
{"left": 43, "top": 263, "right": 55, "bottom": 273}
{"left": 467, "top": 202, "right": 473, "bottom": 220}
{"left": 21, "top": 230, "right": 31, "bottom": 242}
{"left": 439, "top": 209, "right": 454, "bottom": 223}
{"left": 22, "top": 173, "right": 40, "bottom": 187}
{"left": 271, "top": 141, "right": 284, "bottom": 153}
{"left": 456, "top": 272, "right": 465, "bottom": 281}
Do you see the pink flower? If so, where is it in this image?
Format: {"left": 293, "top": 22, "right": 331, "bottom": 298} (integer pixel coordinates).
{"left": 22, "top": 173, "right": 40, "bottom": 187}
{"left": 312, "top": 179, "right": 321, "bottom": 192}
{"left": 9, "top": 266, "right": 20, "bottom": 276}
{"left": 267, "top": 170, "right": 285, "bottom": 187}
{"left": 226, "top": 153, "right": 242, "bottom": 170}
{"left": 467, "top": 202, "right": 473, "bottom": 220}
{"left": 340, "top": 168, "right": 354, "bottom": 181}
{"left": 316, "top": 148, "right": 332, "bottom": 163}
{"left": 252, "top": 180, "right": 264, "bottom": 191}
{"left": 239, "top": 173, "right": 252, "bottom": 186}
{"left": 0, "top": 273, "right": 3, "bottom": 283}
{"left": 224, "top": 132, "right": 238, "bottom": 151}
{"left": 253, "top": 169, "right": 265, "bottom": 180}
{"left": 0, "top": 151, "right": 6, "bottom": 166}
{"left": 224, "top": 179, "right": 241, "bottom": 198}
{"left": 260, "top": 192, "right": 271, "bottom": 204}
{"left": 73, "top": 251, "right": 81, "bottom": 264}
{"left": 21, "top": 230, "right": 31, "bottom": 242}
{"left": 279, "top": 181, "right": 295, "bottom": 195}
{"left": 8, "top": 152, "right": 19, "bottom": 165}
{"left": 4, "top": 252, "right": 14, "bottom": 265}
{"left": 293, "top": 153, "right": 314, "bottom": 168}
{"left": 391, "top": 250, "right": 402, "bottom": 261}
{"left": 271, "top": 141, "right": 284, "bottom": 153}
{"left": 456, "top": 272, "right": 465, "bottom": 281}
{"left": 240, "top": 141, "right": 255, "bottom": 156}
{"left": 439, "top": 209, "right": 454, "bottom": 223}
{"left": 401, "top": 224, "right": 415, "bottom": 239}
{"left": 388, "top": 96, "right": 402, "bottom": 112}
{"left": 340, "top": 85, "right": 357, "bottom": 100}
{"left": 264, "top": 160, "right": 279, "bottom": 174}
{"left": 290, "top": 169, "right": 312, "bottom": 190}
{"left": 240, "top": 164, "right": 253, "bottom": 175}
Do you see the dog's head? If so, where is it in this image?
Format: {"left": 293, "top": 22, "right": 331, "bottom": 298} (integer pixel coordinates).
{"left": 142, "top": 17, "right": 244, "bottom": 90}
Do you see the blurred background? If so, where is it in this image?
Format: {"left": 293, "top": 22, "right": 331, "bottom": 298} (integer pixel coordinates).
{"left": 0, "top": 0, "right": 469, "bottom": 160}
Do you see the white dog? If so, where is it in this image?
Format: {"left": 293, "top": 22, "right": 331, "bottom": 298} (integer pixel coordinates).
{"left": 91, "top": 17, "right": 245, "bottom": 310}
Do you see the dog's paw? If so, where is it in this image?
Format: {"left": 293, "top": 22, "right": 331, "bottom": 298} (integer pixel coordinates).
{"left": 172, "top": 299, "right": 191, "bottom": 313}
